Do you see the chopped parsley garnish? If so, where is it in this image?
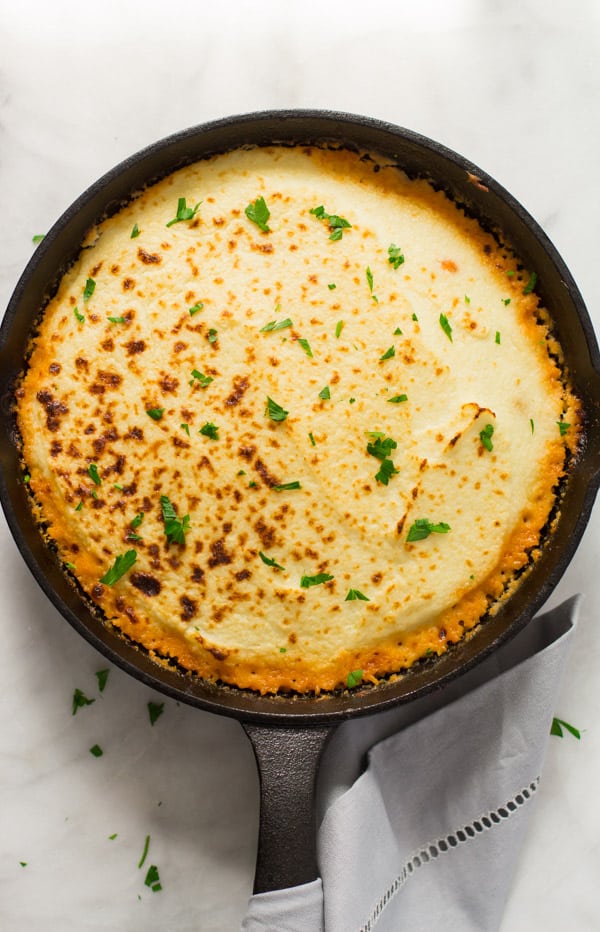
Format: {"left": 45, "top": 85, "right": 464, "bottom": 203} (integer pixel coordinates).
{"left": 406, "top": 519, "right": 451, "bottom": 542}
{"left": 138, "top": 834, "right": 151, "bottom": 869}
{"left": 349, "top": 397, "right": 356, "bottom": 404}
{"left": 530, "top": 418, "right": 535, "bottom": 434}
{"left": 259, "top": 551, "right": 286, "bottom": 571}
{"left": 100, "top": 550, "right": 137, "bottom": 585}
{"left": 74, "top": 306, "right": 85, "bottom": 323}
{"left": 479, "top": 423, "right": 494, "bottom": 452}
{"left": 131, "top": 512, "right": 144, "bottom": 530}
{"left": 108, "top": 834, "right": 117, "bottom": 840}
{"left": 199, "top": 421, "right": 219, "bottom": 439}
{"left": 439, "top": 313, "right": 453, "bottom": 341}
{"left": 32, "top": 234, "right": 45, "bottom": 244}
{"left": 345, "top": 589, "right": 370, "bottom": 601}
{"left": 272, "top": 481, "right": 301, "bottom": 491}
{"left": 300, "top": 572, "right": 334, "bottom": 588}
{"left": 87, "top": 463, "right": 101, "bottom": 486}
{"left": 107, "top": 315, "right": 126, "bottom": 324}
{"left": 89, "top": 744, "right": 103, "bottom": 757}
{"left": 75, "top": 500, "right": 84, "bottom": 511}
{"left": 393, "top": 327, "right": 403, "bottom": 335}
{"left": 335, "top": 320, "right": 344, "bottom": 338}
{"left": 207, "top": 328, "right": 218, "bottom": 343}
{"left": 146, "top": 407, "right": 164, "bottom": 420}
{"left": 144, "top": 864, "right": 162, "bottom": 892}
{"left": 309, "top": 431, "right": 316, "bottom": 447}
{"left": 502, "top": 297, "right": 511, "bottom": 306}
{"left": 328, "top": 283, "right": 337, "bottom": 290}
{"left": 72, "top": 688, "right": 95, "bottom": 715}
{"left": 148, "top": 702, "right": 164, "bottom": 726}
{"left": 83, "top": 278, "right": 96, "bottom": 302}
{"left": 550, "top": 717, "right": 581, "bottom": 739}
{"left": 166, "top": 196, "right": 201, "bottom": 227}
{"left": 245, "top": 196, "right": 271, "bottom": 233}
{"left": 260, "top": 317, "right": 293, "bottom": 333}
{"left": 189, "top": 369, "right": 213, "bottom": 388}
{"left": 523, "top": 271, "right": 538, "bottom": 295}
{"left": 375, "top": 458, "right": 399, "bottom": 485}
{"left": 347, "top": 670, "right": 363, "bottom": 688}
{"left": 318, "top": 385, "right": 331, "bottom": 400}
{"left": 130, "top": 223, "right": 140, "bottom": 238}
{"left": 310, "top": 205, "right": 352, "bottom": 241}
{"left": 297, "top": 337, "right": 313, "bottom": 358}
{"left": 557, "top": 419, "right": 571, "bottom": 436}
{"left": 65, "top": 561, "right": 76, "bottom": 571}
{"left": 464, "top": 295, "right": 471, "bottom": 304}
{"left": 495, "top": 331, "right": 501, "bottom": 344}
{"left": 95, "top": 669, "right": 109, "bottom": 692}
{"left": 160, "top": 495, "right": 190, "bottom": 545}
{"left": 189, "top": 302, "right": 204, "bottom": 316}
{"left": 380, "top": 345, "right": 395, "bottom": 361}
{"left": 387, "top": 394, "right": 408, "bottom": 404}
{"left": 366, "top": 434, "right": 397, "bottom": 460}
{"left": 181, "top": 423, "right": 190, "bottom": 436}
{"left": 412, "top": 312, "right": 418, "bottom": 321}
{"left": 388, "top": 244, "right": 405, "bottom": 269}
{"left": 366, "top": 266, "right": 378, "bottom": 302}
{"left": 265, "top": 396, "right": 289, "bottom": 422}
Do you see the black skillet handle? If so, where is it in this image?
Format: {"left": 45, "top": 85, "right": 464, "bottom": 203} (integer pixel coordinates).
{"left": 242, "top": 722, "right": 336, "bottom": 893}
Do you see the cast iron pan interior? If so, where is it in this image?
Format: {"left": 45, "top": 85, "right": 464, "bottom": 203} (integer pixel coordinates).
{"left": 1, "top": 110, "right": 599, "bottom": 728}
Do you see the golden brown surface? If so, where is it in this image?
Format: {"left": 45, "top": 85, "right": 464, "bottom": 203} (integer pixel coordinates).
{"left": 16, "top": 146, "right": 580, "bottom": 693}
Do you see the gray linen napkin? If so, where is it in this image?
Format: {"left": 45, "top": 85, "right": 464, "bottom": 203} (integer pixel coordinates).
{"left": 241, "top": 596, "right": 580, "bottom": 932}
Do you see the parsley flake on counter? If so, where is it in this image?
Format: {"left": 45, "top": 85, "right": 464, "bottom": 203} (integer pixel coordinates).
{"left": 479, "top": 423, "right": 494, "bottom": 452}
{"left": 190, "top": 369, "right": 213, "bottom": 388}
{"left": 557, "top": 419, "right": 571, "bottom": 436}
{"left": 406, "top": 519, "right": 451, "bottom": 542}
{"left": 310, "top": 205, "right": 352, "bottom": 241}
{"left": 272, "top": 481, "right": 302, "bottom": 491}
{"left": 523, "top": 271, "right": 538, "bottom": 295}
{"left": 300, "top": 572, "right": 334, "bottom": 588}
{"left": 144, "top": 864, "right": 162, "bottom": 892}
{"left": 160, "top": 495, "right": 190, "bottom": 545}
{"left": 89, "top": 744, "right": 103, "bottom": 758}
{"left": 166, "top": 197, "right": 201, "bottom": 227}
{"left": 138, "top": 834, "right": 151, "bottom": 868}
{"left": 148, "top": 702, "right": 164, "bottom": 726}
{"left": 100, "top": 550, "right": 137, "bottom": 585}
{"left": 388, "top": 244, "right": 405, "bottom": 269}
{"left": 189, "top": 302, "right": 204, "bottom": 316}
{"left": 83, "top": 278, "right": 96, "bottom": 302}
{"left": 74, "top": 306, "right": 85, "bottom": 324}
{"left": 347, "top": 670, "right": 363, "bottom": 688}
{"left": 380, "top": 345, "right": 395, "bottom": 361}
{"left": 259, "top": 551, "right": 286, "bottom": 571}
{"left": 387, "top": 394, "right": 408, "bottom": 404}
{"left": 95, "top": 669, "right": 110, "bottom": 692}
{"left": 335, "top": 320, "right": 344, "bottom": 338}
{"left": 108, "top": 834, "right": 117, "bottom": 841}
{"left": 32, "top": 234, "right": 45, "bottom": 244}
{"left": 550, "top": 717, "right": 581, "bottom": 739}
{"left": 439, "top": 313, "right": 453, "bottom": 341}
{"left": 318, "top": 386, "right": 331, "bottom": 400}
{"left": 298, "top": 337, "right": 313, "bottom": 358}
{"left": 345, "top": 589, "right": 370, "bottom": 602}
{"left": 87, "top": 463, "right": 101, "bottom": 486}
{"left": 146, "top": 407, "right": 164, "bottom": 420}
{"left": 72, "top": 688, "right": 95, "bottom": 715}
{"left": 260, "top": 317, "right": 293, "bottom": 333}
{"left": 130, "top": 223, "right": 140, "bottom": 238}
{"left": 245, "top": 195, "right": 271, "bottom": 233}
{"left": 199, "top": 421, "right": 219, "bottom": 440}
{"left": 265, "top": 396, "right": 289, "bottom": 422}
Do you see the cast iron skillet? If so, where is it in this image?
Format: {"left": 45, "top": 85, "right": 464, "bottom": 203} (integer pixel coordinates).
{"left": 1, "top": 110, "right": 599, "bottom": 895}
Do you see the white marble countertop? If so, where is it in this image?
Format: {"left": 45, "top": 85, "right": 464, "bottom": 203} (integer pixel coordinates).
{"left": 1, "top": 1, "right": 598, "bottom": 929}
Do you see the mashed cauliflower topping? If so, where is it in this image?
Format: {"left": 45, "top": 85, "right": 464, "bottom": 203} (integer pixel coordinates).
{"left": 16, "top": 146, "right": 579, "bottom": 693}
